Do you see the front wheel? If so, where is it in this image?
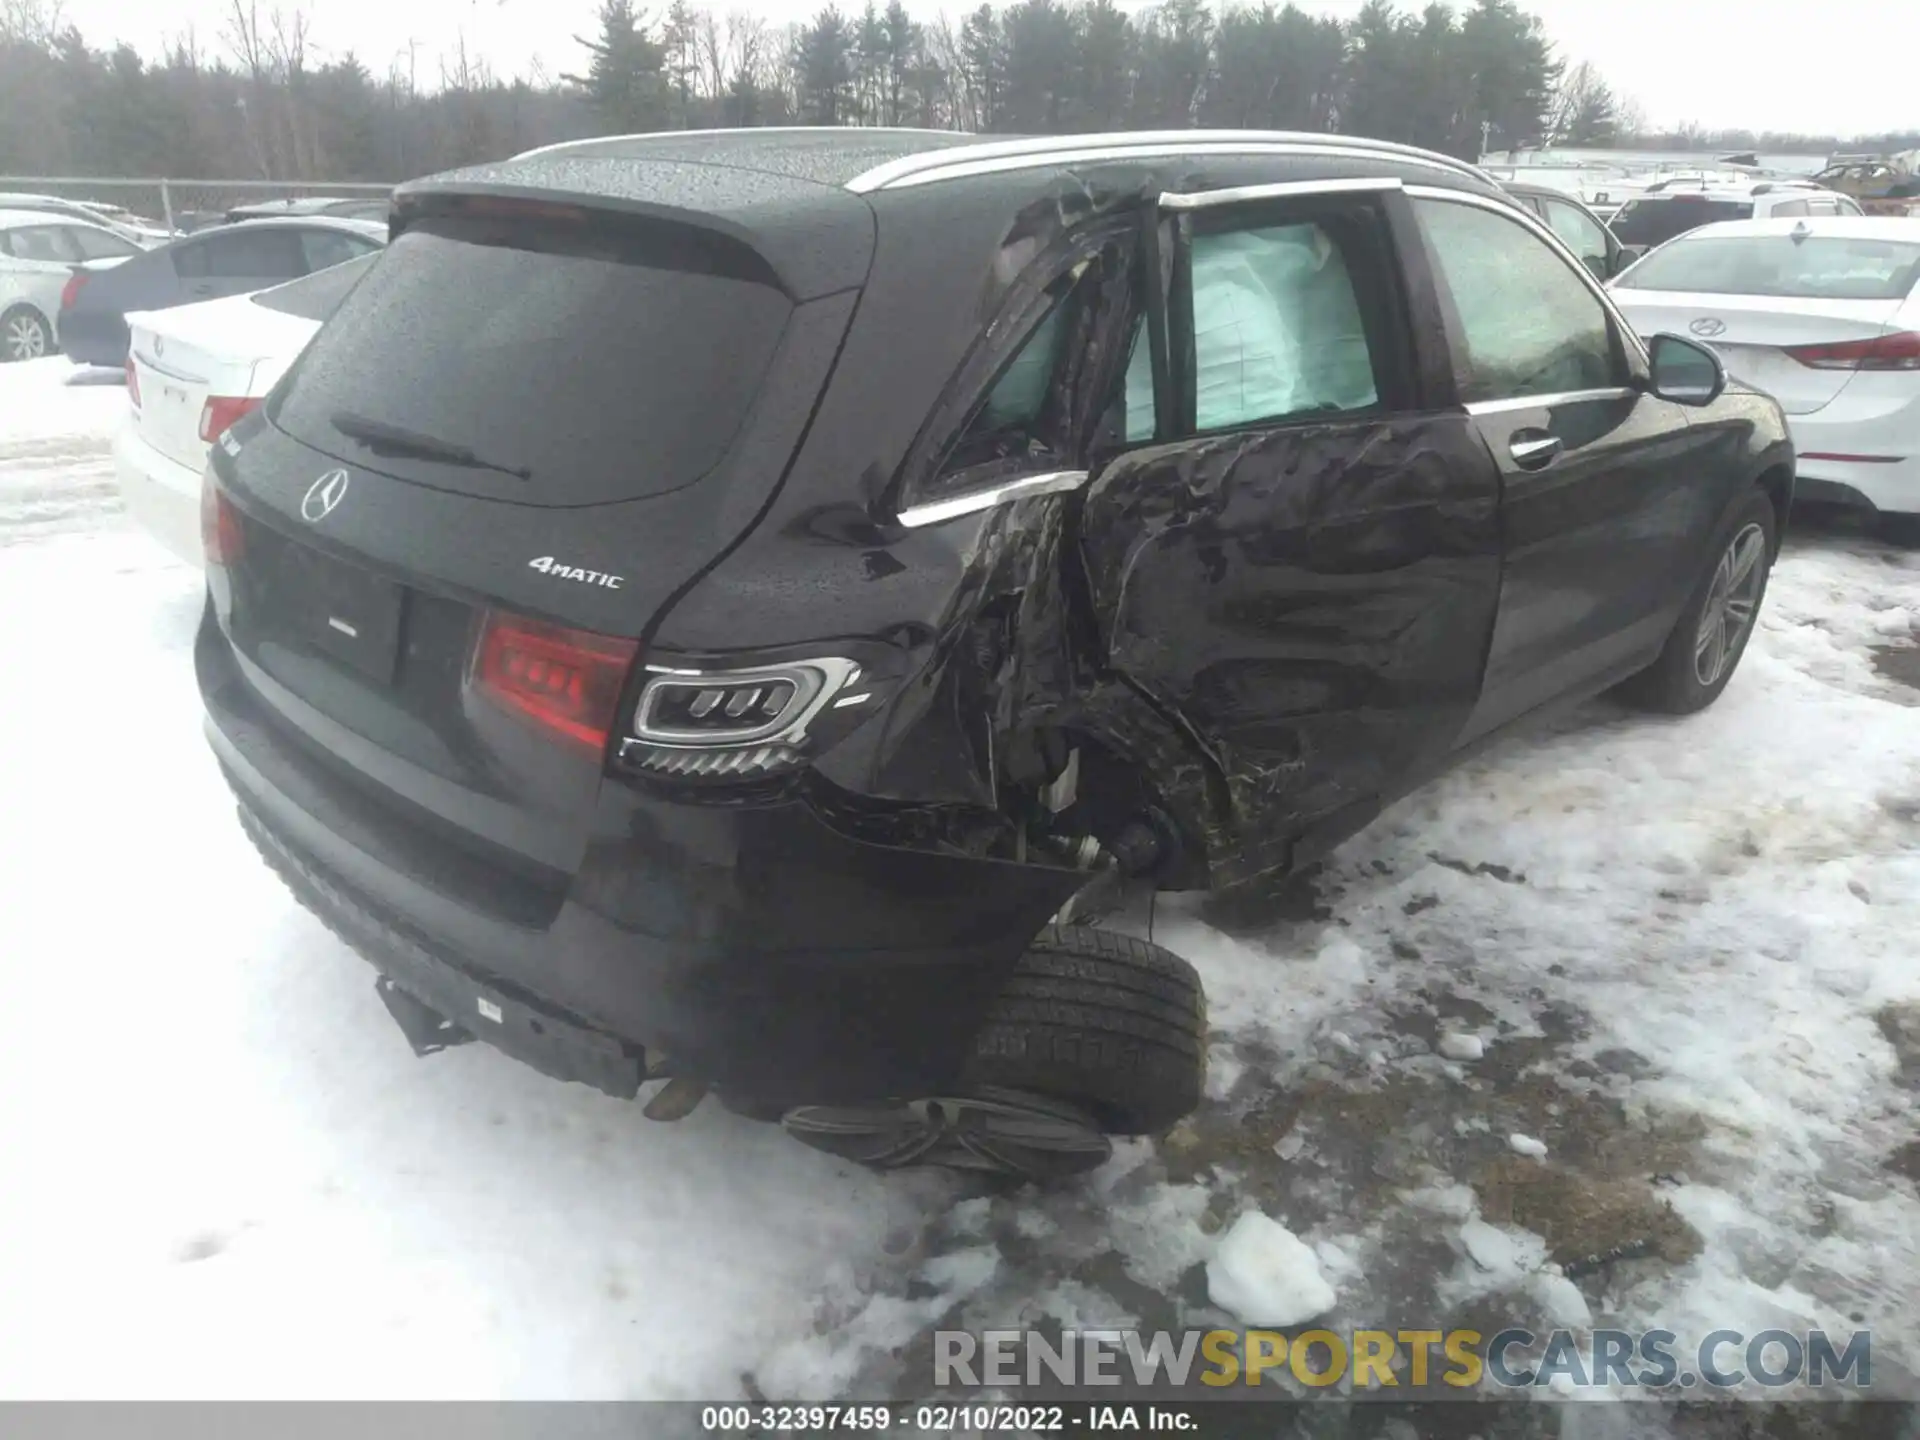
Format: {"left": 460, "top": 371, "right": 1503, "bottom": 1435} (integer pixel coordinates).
{"left": 1618, "top": 488, "right": 1776, "bottom": 715}
{"left": 2, "top": 306, "right": 52, "bottom": 363}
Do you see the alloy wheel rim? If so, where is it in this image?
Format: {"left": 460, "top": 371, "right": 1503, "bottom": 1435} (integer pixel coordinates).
{"left": 5, "top": 315, "right": 46, "bottom": 360}
{"left": 1693, "top": 522, "right": 1767, "bottom": 688}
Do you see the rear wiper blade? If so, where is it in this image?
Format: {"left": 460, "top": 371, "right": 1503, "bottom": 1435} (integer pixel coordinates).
{"left": 329, "top": 410, "right": 532, "bottom": 482}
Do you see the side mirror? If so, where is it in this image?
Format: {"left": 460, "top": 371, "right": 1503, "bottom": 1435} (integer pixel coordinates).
{"left": 1581, "top": 254, "right": 1606, "bottom": 280}
{"left": 1606, "top": 247, "right": 1634, "bottom": 278}
{"left": 1647, "top": 333, "right": 1727, "bottom": 407}
{"left": 1617, "top": 243, "right": 1649, "bottom": 266}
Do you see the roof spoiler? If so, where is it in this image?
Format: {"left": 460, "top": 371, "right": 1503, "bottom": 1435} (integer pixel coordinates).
{"left": 389, "top": 179, "right": 792, "bottom": 294}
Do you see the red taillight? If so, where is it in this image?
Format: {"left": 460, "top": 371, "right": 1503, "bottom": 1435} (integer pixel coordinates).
{"left": 59, "top": 269, "right": 88, "bottom": 310}
{"left": 200, "top": 477, "right": 244, "bottom": 567}
{"left": 125, "top": 357, "right": 140, "bottom": 408}
{"left": 199, "top": 394, "right": 260, "bottom": 443}
{"left": 1784, "top": 331, "right": 1920, "bottom": 371}
{"left": 473, "top": 612, "right": 638, "bottom": 753}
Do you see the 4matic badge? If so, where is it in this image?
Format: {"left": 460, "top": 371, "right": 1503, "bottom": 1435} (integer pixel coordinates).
{"left": 528, "top": 556, "right": 624, "bottom": 589}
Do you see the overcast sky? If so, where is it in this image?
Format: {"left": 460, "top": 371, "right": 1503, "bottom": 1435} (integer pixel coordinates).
{"left": 52, "top": 0, "right": 1915, "bottom": 139}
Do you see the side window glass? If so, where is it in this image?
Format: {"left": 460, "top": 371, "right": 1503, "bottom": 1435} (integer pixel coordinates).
{"left": 66, "top": 226, "right": 138, "bottom": 260}
{"left": 202, "top": 228, "right": 306, "bottom": 279}
{"left": 9, "top": 225, "right": 74, "bottom": 263}
{"left": 1771, "top": 199, "right": 1810, "bottom": 218}
{"left": 975, "top": 306, "right": 1065, "bottom": 433}
{"left": 1544, "top": 200, "right": 1607, "bottom": 266}
{"left": 299, "top": 228, "right": 371, "bottom": 273}
{"left": 172, "top": 241, "right": 210, "bottom": 279}
{"left": 1121, "top": 316, "right": 1155, "bottom": 442}
{"left": 937, "top": 303, "right": 1069, "bottom": 479}
{"left": 1188, "top": 221, "right": 1378, "bottom": 430}
{"left": 1413, "top": 197, "right": 1619, "bottom": 404}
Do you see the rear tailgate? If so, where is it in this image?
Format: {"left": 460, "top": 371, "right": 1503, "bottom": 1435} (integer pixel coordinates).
{"left": 1613, "top": 291, "right": 1909, "bottom": 414}
{"left": 205, "top": 196, "right": 865, "bottom": 884}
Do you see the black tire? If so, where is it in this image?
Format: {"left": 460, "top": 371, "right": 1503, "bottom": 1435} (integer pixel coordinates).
{"left": 1617, "top": 487, "right": 1777, "bottom": 715}
{"left": 1876, "top": 513, "right": 1920, "bottom": 549}
{"left": 961, "top": 926, "right": 1206, "bottom": 1136}
{"left": 2, "top": 306, "right": 52, "bottom": 364}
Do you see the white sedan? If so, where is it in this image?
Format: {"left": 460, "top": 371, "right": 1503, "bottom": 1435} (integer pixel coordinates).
{"left": 116, "top": 253, "right": 376, "bottom": 564}
{"left": 1610, "top": 217, "right": 1920, "bottom": 538}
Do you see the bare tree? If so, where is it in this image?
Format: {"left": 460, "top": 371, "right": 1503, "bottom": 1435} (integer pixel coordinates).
{"left": 223, "top": 0, "right": 277, "bottom": 175}
{"left": 695, "top": 7, "right": 729, "bottom": 104}
{"left": 441, "top": 31, "right": 496, "bottom": 164}
{"left": 267, "top": 5, "right": 316, "bottom": 175}
{"left": 0, "top": 0, "right": 65, "bottom": 48}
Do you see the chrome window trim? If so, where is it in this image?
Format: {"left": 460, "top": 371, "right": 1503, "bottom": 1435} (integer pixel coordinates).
{"left": 1403, "top": 182, "right": 1653, "bottom": 372}
{"left": 1463, "top": 387, "right": 1637, "bottom": 417}
{"left": 895, "top": 469, "right": 1090, "bottom": 528}
{"left": 1160, "top": 177, "right": 1404, "bottom": 210}
{"left": 847, "top": 132, "right": 1492, "bottom": 194}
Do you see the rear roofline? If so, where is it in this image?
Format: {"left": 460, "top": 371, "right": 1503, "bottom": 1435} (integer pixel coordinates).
{"left": 391, "top": 165, "right": 876, "bottom": 301}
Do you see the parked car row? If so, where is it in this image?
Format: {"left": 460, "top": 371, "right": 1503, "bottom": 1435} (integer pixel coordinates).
{"left": 59, "top": 215, "right": 385, "bottom": 368}
{"left": 1, "top": 193, "right": 384, "bottom": 367}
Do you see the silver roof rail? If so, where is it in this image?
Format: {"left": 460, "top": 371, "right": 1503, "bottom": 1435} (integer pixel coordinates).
{"left": 510, "top": 125, "right": 957, "bottom": 164}
{"left": 845, "top": 129, "right": 1495, "bottom": 194}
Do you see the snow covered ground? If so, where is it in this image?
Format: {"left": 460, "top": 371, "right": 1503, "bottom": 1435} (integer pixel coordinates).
{"left": 1, "top": 356, "right": 1916, "bottom": 1413}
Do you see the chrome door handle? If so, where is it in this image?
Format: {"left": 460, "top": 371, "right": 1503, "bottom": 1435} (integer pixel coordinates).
{"left": 1509, "top": 433, "right": 1563, "bottom": 470}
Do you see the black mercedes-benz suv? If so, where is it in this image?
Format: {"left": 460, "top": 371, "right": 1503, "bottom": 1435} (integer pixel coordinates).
{"left": 197, "top": 128, "right": 1793, "bottom": 1179}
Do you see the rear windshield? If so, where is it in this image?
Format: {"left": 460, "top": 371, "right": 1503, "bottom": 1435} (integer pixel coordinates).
{"left": 271, "top": 213, "right": 793, "bottom": 506}
{"left": 1611, "top": 198, "right": 1752, "bottom": 247}
{"left": 1622, "top": 235, "right": 1920, "bottom": 300}
{"left": 251, "top": 252, "right": 378, "bottom": 320}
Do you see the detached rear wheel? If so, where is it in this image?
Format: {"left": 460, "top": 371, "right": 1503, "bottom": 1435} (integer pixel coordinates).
{"left": 961, "top": 925, "right": 1207, "bottom": 1137}
{"left": 780, "top": 928, "right": 1206, "bottom": 1182}
{"left": 1618, "top": 488, "right": 1776, "bottom": 714}
{"left": 2, "top": 306, "right": 52, "bottom": 363}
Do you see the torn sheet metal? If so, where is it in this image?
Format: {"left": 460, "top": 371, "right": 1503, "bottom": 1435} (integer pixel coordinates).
{"left": 1076, "top": 412, "right": 1503, "bottom": 885}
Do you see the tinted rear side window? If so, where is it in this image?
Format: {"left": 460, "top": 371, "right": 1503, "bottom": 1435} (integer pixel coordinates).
{"left": 272, "top": 214, "right": 793, "bottom": 506}
{"left": 251, "top": 252, "right": 378, "bottom": 320}
{"left": 183, "top": 228, "right": 307, "bottom": 279}
{"left": 1612, "top": 199, "right": 1752, "bottom": 247}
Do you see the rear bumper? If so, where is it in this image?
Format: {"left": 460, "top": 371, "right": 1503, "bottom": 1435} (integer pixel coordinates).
{"left": 114, "top": 424, "right": 205, "bottom": 566}
{"left": 1790, "top": 453, "right": 1920, "bottom": 518}
{"left": 1790, "top": 403, "right": 1920, "bottom": 517}
{"left": 197, "top": 607, "right": 1081, "bottom": 1103}
{"left": 59, "top": 311, "right": 129, "bottom": 368}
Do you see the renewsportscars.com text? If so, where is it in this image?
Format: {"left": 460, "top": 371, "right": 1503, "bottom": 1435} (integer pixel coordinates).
{"left": 933, "top": 1327, "right": 1873, "bottom": 1393}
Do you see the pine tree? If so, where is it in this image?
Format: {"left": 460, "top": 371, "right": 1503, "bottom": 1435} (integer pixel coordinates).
{"left": 566, "top": 0, "right": 669, "bottom": 133}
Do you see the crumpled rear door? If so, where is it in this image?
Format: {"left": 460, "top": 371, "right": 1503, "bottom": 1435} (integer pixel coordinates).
{"left": 1074, "top": 182, "right": 1502, "bottom": 881}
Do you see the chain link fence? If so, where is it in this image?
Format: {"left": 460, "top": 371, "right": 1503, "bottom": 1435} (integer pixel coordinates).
{"left": 0, "top": 177, "right": 393, "bottom": 234}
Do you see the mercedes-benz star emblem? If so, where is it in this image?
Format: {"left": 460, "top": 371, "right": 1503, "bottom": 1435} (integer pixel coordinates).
{"left": 1690, "top": 317, "right": 1727, "bottom": 338}
{"left": 301, "top": 469, "right": 351, "bottom": 523}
